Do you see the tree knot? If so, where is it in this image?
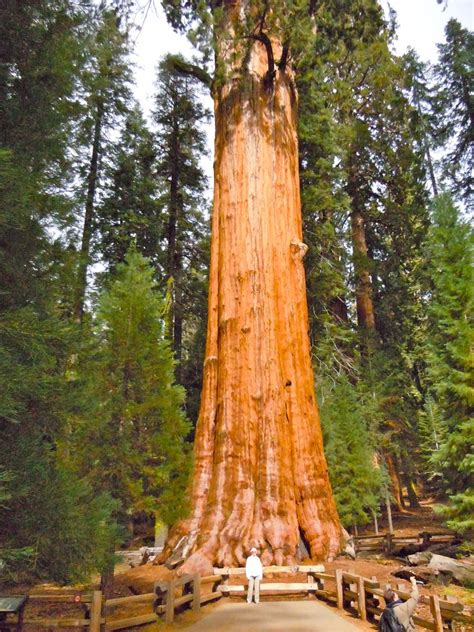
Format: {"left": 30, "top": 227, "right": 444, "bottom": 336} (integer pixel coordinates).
{"left": 290, "top": 239, "right": 308, "bottom": 260}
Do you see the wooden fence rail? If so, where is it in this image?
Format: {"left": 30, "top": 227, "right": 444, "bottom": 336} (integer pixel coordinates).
{"left": 352, "top": 530, "right": 458, "bottom": 554}
{"left": 18, "top": 559, "right": 473, "bottom": 630}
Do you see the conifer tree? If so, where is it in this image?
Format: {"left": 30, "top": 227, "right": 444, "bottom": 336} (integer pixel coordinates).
{"left": 432, "top": 20, "right": 474, "bottom": 209}
{"left": 73, "top": 248, "right": 191, "bottom": 533}
{"left": 422, "top": 194, "right": 473, "bottom": 534}
{"left": 403, "top": 49, "right": 439, "bottom": 196}
{"left": 97, "top": 103, "right": 161, "bottom": 271}
{"left": 154, "top": 0, "right": 394, "bottom": 570}
{"left": 0, "top": 1, "right": 121, "bottom": 585}
{"left": 153, "top": 54, "right": 210, "bottom": 382}
{"left": 319, "top": 376, "right": 386, "bottom": 529}
{"left": 74, "top": 9, "right": 132, "bottom": 321}
{"left": 298, "top": 5, "right": 429, "bottom": 510}
{"left": 0, "top": 1, "right": 86, "bottom": 311}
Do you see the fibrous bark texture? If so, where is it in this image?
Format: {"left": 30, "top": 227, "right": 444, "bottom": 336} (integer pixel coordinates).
{"left": 162, "top": 38, "right": 343, "bottom": 572}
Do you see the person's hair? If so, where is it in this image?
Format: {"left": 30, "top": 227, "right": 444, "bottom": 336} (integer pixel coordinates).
{"left": 383, "top": 588, "right": 396, "bottom": 604}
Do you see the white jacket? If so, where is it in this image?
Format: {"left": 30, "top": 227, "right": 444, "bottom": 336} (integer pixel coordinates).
{"left": 245, "top": 554, "right": 263, "bottom": 580}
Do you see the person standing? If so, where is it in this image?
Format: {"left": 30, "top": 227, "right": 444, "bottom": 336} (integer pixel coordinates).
{"left": 245, "top": 547, "right": 263, "bottom": 604}
{"left": 380, "top": 575, "right": 420, "bottom": 631}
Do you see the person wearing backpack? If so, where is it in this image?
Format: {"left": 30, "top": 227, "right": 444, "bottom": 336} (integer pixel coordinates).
{"left": 379, "top": 575, "right": 420, "bottom": 631}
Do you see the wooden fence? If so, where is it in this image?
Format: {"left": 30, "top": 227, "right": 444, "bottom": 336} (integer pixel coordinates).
{"left": 353, "top": 530, "right": 458, "bottom": 555}
{"left": 210, "top": 565, "right": 473, "bottom": 632}
{"left": 20, "top": 561, "right": 473, "bottom": 630}
{"left": 21, "top": 572, "right": 222, "bottom": 630}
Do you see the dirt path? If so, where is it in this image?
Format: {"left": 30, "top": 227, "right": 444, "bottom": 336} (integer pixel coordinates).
{"left": 179, "top": 600, "right": 367, "bottom": 631}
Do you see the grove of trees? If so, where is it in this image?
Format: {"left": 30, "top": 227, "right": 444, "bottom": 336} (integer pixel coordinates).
{"left": 0, "top": 0, "right": 472, "bottom": 584}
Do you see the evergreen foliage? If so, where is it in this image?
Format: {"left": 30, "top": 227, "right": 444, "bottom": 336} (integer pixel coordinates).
{"left": 319, "top": 375, "right": 386, "bottom": 527}
{"left": 0, "top": 1, "right": 122, "bottom": 585}
{"left": 0, "top": 306, "right": 120, "bottom": 584}
{"left": 432, "top": 19, "right": 474, "bottom": 209}
{"left": 152, "top": 54, "right": 210, "bottom": 414}
{"left": 72, "top": 248, "right": 191, "bottom": 528}
{"left": 97, "top": 104, "right": 160, "bottom": 272}
{"left": 422, "top": 194, "right": 473, "bottom": 534}
{"left": 74, "top": 8, "right": 133, "bottom": 320}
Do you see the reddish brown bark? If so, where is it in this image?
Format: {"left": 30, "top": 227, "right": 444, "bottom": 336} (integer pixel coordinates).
{"left": 350, "top": 207, "right": 376, "bottom": 333}
{"left": 384, "top": 452, "right": 405, "bottom": 512}
{"left": 161, "top": 35, "right": 343, "bottom": 572}
{"left": 346, "top": 153, "right": 376, "bottom": 345}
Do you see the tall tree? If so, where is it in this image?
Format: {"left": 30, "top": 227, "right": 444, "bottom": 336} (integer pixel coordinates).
{"left": 0, "top": 1, "right": 120, "bottom": 585}
{"left": 74, "top": 10, "right": 132, "bottom": 321}
{"left": 0, "top": 0, "right": 84, "bottom": 311}
{"left": 403, "top": 49, "right": 439, "bottom": 196}
{"left": 153, "top": 55, "right": 210, "bottom": 381}
{"left": 298, "top": 5, "right": 430, "bottom": 511}
{"left": 97, "top": 103, "right": 161, "bottom": 271}
{"left": 73, "top": 249, "right": 191, "bottom": 537}
{"left": 422, "top": 194, "right": 473, "bottom": 534}
{"left": 158, "top": 1, "right": 368, "bottom": 572}
{"left": 432, "top": 19, "right": 473, "bottom": 209}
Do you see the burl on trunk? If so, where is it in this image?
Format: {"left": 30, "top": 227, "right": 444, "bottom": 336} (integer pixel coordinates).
{"left": 161, "top": 37, "right": 343, "bottom": 573}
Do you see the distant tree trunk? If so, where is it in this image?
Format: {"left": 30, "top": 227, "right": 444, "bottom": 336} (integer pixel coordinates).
{"left": 351, "top": 207, "right": 375, "bottom": 330}
{"left": 384, "top": 452, "right": 405, "bottom": 511}
{"left": 166, "top": 118, "right": 183, "bottom": 378}
{"left": 162, "top": 33, "right": 343, "bottom": 572}
{"left": 401, "top": 454, "right": 420, "bottom": 509}
{"left": 372, "top": 509, "right": 379, "bottom": 535}
{"left": 424, "top": 143, "right": 439, "bottom": 197}
{"left": 347, "top": 158, "right": 376, "bottom": 358}
{"left": 75, "top": 100, "right": 104, "bottom": 322}
{"left": 385, "top": 492, "right": 394, "bottom": 535}
{"left": 100, "top": 560, "right": 114, "bottom": 599}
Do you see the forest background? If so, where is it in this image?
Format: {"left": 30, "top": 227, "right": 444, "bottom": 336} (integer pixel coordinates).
{"left": 0, "top": 0, "right": 472, "bottom": 586}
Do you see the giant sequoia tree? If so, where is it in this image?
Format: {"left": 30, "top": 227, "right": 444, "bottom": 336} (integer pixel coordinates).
{"left": 158, "top": 1, "right": 353, "bottom": 572}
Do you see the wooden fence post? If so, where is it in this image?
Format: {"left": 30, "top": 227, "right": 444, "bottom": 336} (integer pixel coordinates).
{"left": 89, "top": 591, "right": 102, "bottom": 632}
{"left": 165, "top": 580, "right": 176, "bottom": 624}
{"left": 335, "top": 569, "right": 344, "bottom": 610}
{"left": 430, "top": 594, "right": 444, "bottom": 632}
{"left": 192, "top": 574, "right": 201, "bottom": 613}
{"left": 357, "top": 576, "right": 367, "bottom": 621}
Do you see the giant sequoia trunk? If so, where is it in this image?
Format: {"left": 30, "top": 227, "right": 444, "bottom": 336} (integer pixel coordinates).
{"left": 161, "top": 33, "right": 343, "bottom": 572}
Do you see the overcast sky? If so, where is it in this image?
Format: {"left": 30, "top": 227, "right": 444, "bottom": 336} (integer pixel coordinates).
{"left": 130, "top": 0, "right": 473, "bottom": 117}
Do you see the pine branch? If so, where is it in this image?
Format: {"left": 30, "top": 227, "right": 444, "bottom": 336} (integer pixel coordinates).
{"left": 165, "top": 55, "right": 213, "bottom": 90}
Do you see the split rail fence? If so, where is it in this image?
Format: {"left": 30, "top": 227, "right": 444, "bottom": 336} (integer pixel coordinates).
{"left": 21, "top": 562, "right": 473, "bottom": 630}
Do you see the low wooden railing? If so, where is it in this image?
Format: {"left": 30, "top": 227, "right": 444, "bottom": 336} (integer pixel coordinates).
{"left": 215, "top": 564, "right": 326, "bottom": 596}
{"left": 352, "top": 530, "right": 458, "bottom": 554}
{"left": 314, "top": 569, "right": 472, "bottom": 631}
{"left": 212, "top": 565, "right": 473, "bottom": 631}
{"left": 18, "top": 560, "right": 473, "bottom": 630}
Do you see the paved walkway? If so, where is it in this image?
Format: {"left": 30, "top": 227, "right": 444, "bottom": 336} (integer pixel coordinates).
{"left": 182, "top": 600, "right": 364, "bottom": 631}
